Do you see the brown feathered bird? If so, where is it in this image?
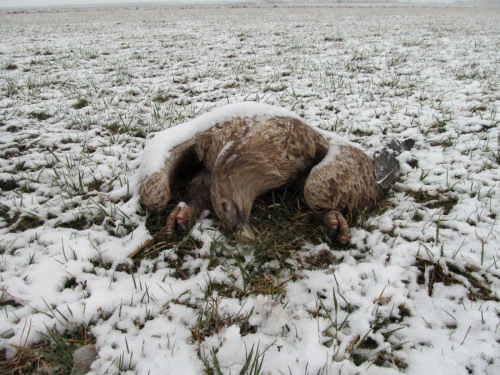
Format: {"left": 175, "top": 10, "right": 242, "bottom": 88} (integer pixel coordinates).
{"left": 138, "top": 102, "right": 411, "bottom": 244}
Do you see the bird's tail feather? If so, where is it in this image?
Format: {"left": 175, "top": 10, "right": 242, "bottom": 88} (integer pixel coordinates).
{"left": 373, "top": 139, "right": 414, "bottom": 196}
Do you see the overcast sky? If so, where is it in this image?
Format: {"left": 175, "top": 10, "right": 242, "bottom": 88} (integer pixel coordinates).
{"left": 0, "top": 0, "right": 491, "bottom": 8}
{"left": 0, "top": 0, "right": 234, "bottom": 7}
{"left": 2, "top": 0, "right": 239, "bottom": 7}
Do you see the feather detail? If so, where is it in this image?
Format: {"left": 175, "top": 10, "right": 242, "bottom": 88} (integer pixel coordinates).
{"left": 304, "top": 145, "right": 377, "bottom": 216}
{"left": 139, "top": 138, "right": 196, "bottom": 212}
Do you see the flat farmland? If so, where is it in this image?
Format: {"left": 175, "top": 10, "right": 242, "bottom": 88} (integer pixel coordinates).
{"left": 0, "top": 5, "right": 499, "bottom": 374}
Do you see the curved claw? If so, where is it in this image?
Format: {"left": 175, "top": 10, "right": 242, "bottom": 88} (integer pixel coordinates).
{"left": 324, "top": 210, "right": 351, "bottom": 244}
{"left": 166, "top": 203, "right": 195, "bottom": 236}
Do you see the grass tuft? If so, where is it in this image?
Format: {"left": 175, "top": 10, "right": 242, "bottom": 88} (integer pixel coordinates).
{"left": 0, "top": 324, "right": 94, "bottom": 375}
{"left": 71, "top": 98, "right": 89, "bottom": 109}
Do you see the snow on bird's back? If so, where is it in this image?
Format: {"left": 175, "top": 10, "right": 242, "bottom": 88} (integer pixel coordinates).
{"left": 138, "top": 102, "right": 303, "bottom": 180}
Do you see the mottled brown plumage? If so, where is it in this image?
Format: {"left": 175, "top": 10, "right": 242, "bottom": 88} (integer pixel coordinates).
{"left": 138, "top": 103, "right": 397, "bottom": 244}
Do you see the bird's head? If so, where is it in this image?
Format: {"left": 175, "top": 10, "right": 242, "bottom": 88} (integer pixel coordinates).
{"left": 211, "top": 176, "right": 256, "bottom": 242}
{"left": 211, "top": 141, "right": 286, "bottom": 242}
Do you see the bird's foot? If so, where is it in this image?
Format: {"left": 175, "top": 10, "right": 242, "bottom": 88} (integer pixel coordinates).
{"left": 166, "top": 203, "right": 195, "bottom": 236}
{"left": 324, "top": 210, "right": 351, "bottom": 245}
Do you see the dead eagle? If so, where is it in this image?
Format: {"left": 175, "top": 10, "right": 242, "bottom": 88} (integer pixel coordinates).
{"left": 138, "top": 102, "right": 412, "bottom": 244}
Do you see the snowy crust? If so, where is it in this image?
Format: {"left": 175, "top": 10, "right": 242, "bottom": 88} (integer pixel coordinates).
{"left": 138, "top": 102, "right": 352, "bottom": 181}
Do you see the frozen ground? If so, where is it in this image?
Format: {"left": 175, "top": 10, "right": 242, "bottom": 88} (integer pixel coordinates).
{"left": 0, "top": 5, "right": 499, "bottom": 375}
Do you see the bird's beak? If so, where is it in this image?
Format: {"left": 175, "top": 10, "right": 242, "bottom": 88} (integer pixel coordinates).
{"left": 234, "top": 223, "right": 256, "bottom": 243}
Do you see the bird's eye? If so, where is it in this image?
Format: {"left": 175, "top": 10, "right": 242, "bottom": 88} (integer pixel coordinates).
{"left": 221, "top": 201, "right": 229, "bottom": 212}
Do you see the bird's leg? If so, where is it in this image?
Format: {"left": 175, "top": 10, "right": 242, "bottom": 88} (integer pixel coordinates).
{"left": 165, "top": 169, "right": 211, "bottom": 236}
{"left": 324, "top": 210, "right": 351, "bottom": 244}
{"left": 166, "top": 203, "right": 196, "bottom": 236}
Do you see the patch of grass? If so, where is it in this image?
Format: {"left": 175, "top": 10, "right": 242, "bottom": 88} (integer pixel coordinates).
{"left": 3, "top": 62, "right": 18, "bottom": 71}
{"left": 71, "top": 98, "right": 89, "bottom": 109}
{"left": 104, "top": 122, "right": 121, "bottom": 135}
{"left": 192, "top": 294, "right": 256, "bottom": 346}
{"left": 348, "top": 317, "right": 408, "bottom": 368}
{"left": 55, "top": 215, "right": 89, "bottom": 231}
{"left": 11, "top": 215, "right": 45, "bottom": 233}
{"left": 5, "top": 125, "right": 20, "bottom": 133}
{"left": 0, "top": 324, "right": 95, "bottom": 375}
{"left": 0, "top": 289, "right": 23, "bottom": 311}
{"left": 204, "top": 279, "right": 246, "bottom": 300}
{"left": 0, "top": 178, "right": 19, "bottom": 191}
{"left": 28, "top": 111, "right": 52, "bottom": 121}
{"left": 407, "top": 189, "right": 458, "bottom": 215}
{"left": 249, "top": 188, "right": 329, "bottom": 247}
{"left": 34, "top": 48, "right": 53, "bottom": 56}
{"left": 319, "top": 284, "right": 409, "bottom": 369}
{"left": 133, "top": 209, "right": 204, "bottom": 277}
{"left": 205, "top": 342, "right": 265, "bottom": 375}
{"left": 153, "top": 89, "right": 178, "bottom": 103}
{"left": 415, "top": 257, "right": 498, "bottom": 301}
{"left": 469, "top": 104, "right": 488, "bottom": 113}
{"left": 426, "top": 195, "right": 459, "bottom": 215}
{"left": 324, "top": 36, "right": 344, "bottom": 42}
{"left": 4, "top": 77, "right": 19, "bottom": 97}
{"left": 303, "top": 249, "right": 337, "bottom": 270}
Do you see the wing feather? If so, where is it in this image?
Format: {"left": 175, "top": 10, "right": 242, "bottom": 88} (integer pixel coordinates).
{"left": 139, "top": 138, "right": 197, "bottom": 212}
{"left": 304, "top": 145, "right": 377, "bottom": 215}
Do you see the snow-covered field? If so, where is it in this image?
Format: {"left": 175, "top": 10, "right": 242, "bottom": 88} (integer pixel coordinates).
{"left": 1, "top": 5, "right": 499, "bottom": 374}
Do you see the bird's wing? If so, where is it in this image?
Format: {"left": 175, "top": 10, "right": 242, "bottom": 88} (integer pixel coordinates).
{"left": 138, "top": 116, "right": 260, "bottom": 212}
{"left": 304, "top": 144, "right": 377, "bottom": 216}
{"left": 139, "top": 137, "right": 198, "bottom": 212}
